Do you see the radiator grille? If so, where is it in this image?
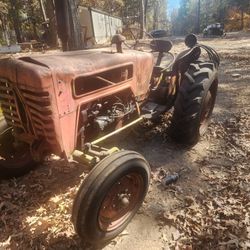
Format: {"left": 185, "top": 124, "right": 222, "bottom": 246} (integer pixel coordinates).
{"left": 0, "top": 79, "right": 56, "bottom": 144}
{"left": 0, "top": 79, "right": 23, "bottom": 129}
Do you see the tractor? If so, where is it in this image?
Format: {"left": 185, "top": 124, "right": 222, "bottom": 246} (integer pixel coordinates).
{"left": 0, "top": 34, "right": 219, "bottom": 245}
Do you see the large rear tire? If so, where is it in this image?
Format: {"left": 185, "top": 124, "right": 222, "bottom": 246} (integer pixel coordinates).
{"left": 72, "top": 150, "right": 150, "bottom": 245}
{"left": 0, "top": 124, "right": 38, "bottom": 179}
{"left": 171, "top": 62, "right": 218, "bottom": 145}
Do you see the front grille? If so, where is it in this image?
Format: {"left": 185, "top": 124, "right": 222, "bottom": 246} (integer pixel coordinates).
{"left": 0, "top": 79, "right": 56, "bottom": 144}
{"left": 0, "top": 79, "right": 24, "bottom": 129}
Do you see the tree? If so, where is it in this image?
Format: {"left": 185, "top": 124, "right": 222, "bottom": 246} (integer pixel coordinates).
{"left": 54, "top": 0, "right": 83, "bottom": 51}
{"left": 9, "top": 0, "right": 23, "bottom": 42}
{"left": 139, "top": 0, "right": 145, "bottom": 38}
{"left": 171, "top": 0, "right": 190, "bottom": 34}
{"left": 152, "top": 0, "right": 159, "bottom": 30}
{"left": 171, "top": 0, "right": 250, "bottom": 35}
{"left": 196, "top": 0, "right": 200, "bottom": 33}
{"left": 0, "top": 1, "right": 9, "bottom": 45}
{"left": 122, "top": 0, "right": 140, "bottom": 25}
{"left": 228, "top": 0, "right": 250, "bottom": 29}
{"left": 146, "top": 0, "right": 167, "bottom": 31}
{"left": 79, "top": 0, "right": 124, "bottom": 16}
{"left": 44, "top": 0, "right": 58, "bottom": 47}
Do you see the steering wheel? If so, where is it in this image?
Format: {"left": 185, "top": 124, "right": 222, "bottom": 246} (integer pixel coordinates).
{"left": 150, "top": 39, "right": 175, "bottom": 70}
{"left": 121, "top": 27, "right": 175, "bottom": 70}
{"left": 122, "top": 26, "right": 154, "bottom": 51}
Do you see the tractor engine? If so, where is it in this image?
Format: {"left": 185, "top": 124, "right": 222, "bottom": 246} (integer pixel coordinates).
{"left": 78, "top": 92, "right": 138, "bottom": 147}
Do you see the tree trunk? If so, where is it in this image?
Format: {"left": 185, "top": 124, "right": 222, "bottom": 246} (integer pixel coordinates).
{"left": 218, "top": 0, "right": 224, "bottom": 23}
{"left": 67, "top": 0, "right": 83, "bottom": 50}
{"left": 45, "top": 0, "right": 58, "bottom": 47}
{"left": 9, "top": 0, "right": 22, "bottom": 43}
{"left": 153, "top": 2, "right": 158, "bottom": 30}
{"left": 196, "top": 0, "right": 201, "bottom": 33}
{"left": 0, "top": 16, "right": 10, "bottom": 45}
{"left": 39, "top": 0, "right": 47, "bottom": 21}
{"left": 139, "top": 0, "right": 145, "bottom": 38}
{"left": 54, "top": 0, "right": 83, "bottom": 51}
{"left": 28, "top": 0, "right": 38, "bottom": 40}
{"left": 54, "top": 0, "right": 69, "bottom": 51}
{"left": 144, "top": 0, "right": 148, "bottom": 30}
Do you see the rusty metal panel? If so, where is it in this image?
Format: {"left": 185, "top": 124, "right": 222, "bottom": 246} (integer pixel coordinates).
{"left": 0, "top": 48, "right": 154, "bottom": 158}
{"left": 0, "top": 59, "right": 64, "bottom": 156}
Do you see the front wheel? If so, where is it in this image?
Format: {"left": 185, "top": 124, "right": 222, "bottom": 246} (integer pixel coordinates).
{"left": 72, "top": 150, "right": 151, "bottom": 245}
{"left": 170, "top": 62, "right": 218, "bottom": 145}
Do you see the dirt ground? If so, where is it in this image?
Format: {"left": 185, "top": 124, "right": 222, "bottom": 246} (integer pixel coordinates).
{"left": 0, "top": 32, "right": 249, "bottom": 250}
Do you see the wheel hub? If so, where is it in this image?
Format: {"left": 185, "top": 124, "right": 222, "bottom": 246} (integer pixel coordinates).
{"left": 98, "top": 172, "right": 144, "bottom": 232}
{"left": 118, "top": 194, "right": 130, "bottom": 207}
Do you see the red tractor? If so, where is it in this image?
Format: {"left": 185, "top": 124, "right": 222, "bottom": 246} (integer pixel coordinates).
{"left": 0, "top": 34, "right": 219, "bottom": 245}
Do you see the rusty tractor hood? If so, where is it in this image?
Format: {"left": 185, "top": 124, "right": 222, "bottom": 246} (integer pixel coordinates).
{"left": 20, "top": 49, "right": 153, "bottom": 76}
{"left": 0, "top": 48, "right": 154, "bottom": 92}
{"left": 0, "top": 48, "right": 154, "bottom": 157}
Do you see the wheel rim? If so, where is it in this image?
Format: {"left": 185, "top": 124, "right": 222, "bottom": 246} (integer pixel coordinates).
{"left": 98, "top": 172, "right": 144, "bottom": 232}
{"left": 199, "top": 82, "right": 217, "bottom": 135}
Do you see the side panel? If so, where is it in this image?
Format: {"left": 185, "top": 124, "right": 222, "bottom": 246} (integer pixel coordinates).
{"left": 135, "top": 53, "right": 154, "bottom": 99}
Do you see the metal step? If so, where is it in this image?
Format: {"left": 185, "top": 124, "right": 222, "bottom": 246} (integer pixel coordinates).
{"left": 141, "top": 101, "right": 168, "bottom": 119}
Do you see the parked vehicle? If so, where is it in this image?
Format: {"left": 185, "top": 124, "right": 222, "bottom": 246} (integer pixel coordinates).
{"left": 0, "top": 33, "right": 219, "bottom": 245}
{"left": 203, "top": 23, "right": 224, "bottom": 37}
{"left": 150, "top": 29, "right": 168, "bottom": 38}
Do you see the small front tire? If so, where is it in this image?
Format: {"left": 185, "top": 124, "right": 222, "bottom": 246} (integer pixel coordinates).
{"left": 72, "top": 150, "right": 151, "bottom": 245}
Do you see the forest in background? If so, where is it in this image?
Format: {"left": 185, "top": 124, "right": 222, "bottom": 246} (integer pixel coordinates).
{"left": 0, "top": 0, "right": 250, "bottom": 46}
{"left": 171, "top": 0, "right": 250, "bottom": 35}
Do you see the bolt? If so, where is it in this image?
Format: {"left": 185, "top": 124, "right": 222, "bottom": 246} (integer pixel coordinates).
{"left": 121, "top": 197, "right": 130, "bottom": 207}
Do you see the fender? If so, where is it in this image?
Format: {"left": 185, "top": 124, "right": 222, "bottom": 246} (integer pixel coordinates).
{"left": 172, "top": 46, "right": 201, "bottom": 75}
